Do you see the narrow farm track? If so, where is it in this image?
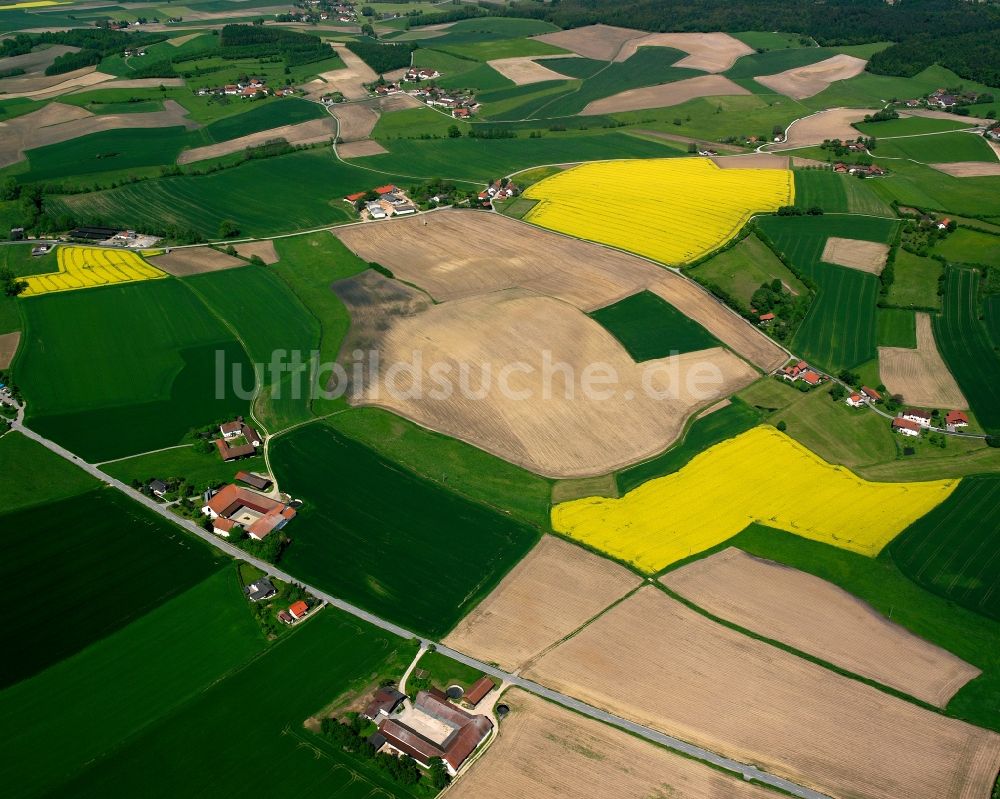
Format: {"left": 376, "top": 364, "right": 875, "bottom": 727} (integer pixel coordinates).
{"left": 1, "top": 392, "right": 831, "bottom": 799}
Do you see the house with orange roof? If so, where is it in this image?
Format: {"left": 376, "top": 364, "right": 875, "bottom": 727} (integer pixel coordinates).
{"left": 201, "top": 484, "right": 296, "bottom": 540}
{"left": 845, "top": 392, "right": 865, "bottom": 408}
{"left": 945, "top": 410, "right": 969, "bottom": 428}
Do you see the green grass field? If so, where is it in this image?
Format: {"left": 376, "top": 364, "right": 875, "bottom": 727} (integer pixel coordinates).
{"left": 793, "top": 170, "right": 894, "bottom": 216}
{"left": 0, "top": 431, "right": 97, "bottom": 514}
{"left": 889, "top": 249, "right": 942, "bottom": 308}
{"left": 689, "top": 233, "right": 808, "bottom": 306}
{"left": 724, "top": 46, "right": 844, "bottom": 81}
{"left": 757, "top": 215, "right": 898, "bottom": 372}
{"left": 432, "top": 36, "right": 565, "bottom": 62}
{"left": 270, "top": 421, "right": 539, "bottom": 637}
{"left": 184, "top": 265, "right": 319, "bottom": 431}
{"left": 16, "top": 279, "right": 252, "bottom": 461}
{"left": 732, "top": 31, "right": 805, "bottom": 51}
{"left": 855, "top": 116, "right": 976, "bottom": 137}
{"left": 934, "top": 266, "right": 1000, "bottom": 434}
{"left": 0, "top": 568, "right": 266, "bottom": 798}
{"left": 889, "top": 476, "right": 1000, "bottom": 621}
{"left": 868, "top": 159, "right": 1000, "bottom": 217}
{"left": 373, "top": 105, "right": 469, "bottom": 139}
{"left": 616, "top": 398, "right": 761, "bottom": 493}
{"left": 101, "top": 442, "right": 266, "bottom": 487}
{"left": 935, "top": 228, "right": 1000, "bottom": 267}
{"left": 589, "top": 290, "right": 719, "bottom": 360}
{"left": 328, "top": 406, "right": 551, "bottom": 529}
{"left": 877, "top": 307, "right": 917, "bottom": 347}
{"left": 875, "top": 131, "right": 996, "bottom": 164}
{"left": 0, "top": 488, "right": 226, "bottom": 689}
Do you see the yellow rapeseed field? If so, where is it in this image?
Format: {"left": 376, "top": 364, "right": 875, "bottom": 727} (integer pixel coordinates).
{"left": 21, "top": 246, "right": 166, "bottom": 297}
{"left": 552, "top": 426, "right": 957, "bottom": 573}
{"left": 523, "top": 158, "right": 793, "bottom": 265}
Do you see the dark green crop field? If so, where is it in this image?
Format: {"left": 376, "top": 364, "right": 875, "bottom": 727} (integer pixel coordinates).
{"left": 986, "top": 294, "right": 1000, "bottom": 348}
{"left": 876, "top": 307, "right": 917, "bottom": 348}
{"left": 0, "top": 488, "right": 226, "bottom": 689}
{"left": 876, "top": 131, "right": 996, "bottom": 164}
{"left": 934, "top": 266, "right": 1000, "bottom": 434}
{"left": 590, "top": 290, "right": 719, "bottom": 361}
{"left": 201, "top": 97, "right": 327, "bottom": 142}
{"left": 271, "top": 422, "right": 539, "bottom": 637}
{"left": 45, "top": 612, "right": 418, "bottom": 799}
{"left": 889, "top": 477, "right": 1000, "bottom": 621}
{"left": 16, "top": 279, "right": 252, "bottom": 461}
{"left": 0, "top": 568, "right": 265, "bottom": 799}
{"left": 757, "top": 215, "right": 897, "bottom": 372}
{"left": 724, "top": 46, "right": 843, "bottom": 80}
{"left": 0, "top": 432, "right": 98, "bottom": 514}
{"left": 793, "top": 170, "right": 849, "bottom": 213}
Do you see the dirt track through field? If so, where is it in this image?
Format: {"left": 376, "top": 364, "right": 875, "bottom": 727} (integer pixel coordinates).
{"left": 334, "top": 211, "right": 786, "bottom": 370}
{"left": 774, "top": 107, "right": 879, "bottom": 148}
{"left": 443, "top": 536, "right": 640, "bottom": 671}
{"left": 582, "top": 74, "right": 749, "bottom": 115}
{"left": 755, "top": 54, "right": 868, "bottom": 99}
{"left": 150, "top": 247, "right": 245, "bottom": 276}
{"left": 487, "top": 55, "right": 576, "bottom": 85}
{"left": 821, "top": 236, "right": 890, "bottom": 274}
{"left": 879, "top": 312, "right": 968, "bottom": 409}
{"left": 177, "top": 117, "right": 338, "bottom": 164}
{"left": 662, "top": 547, "right": 980, "bottom": 707}
{"left": 525, "top": 586, "right": 1000, "bottom": 799}
{"left": 615, "top": 32, "right": 753, "bottom": 71}
{"left": 449, "top": 689, "right": 780, "bottom": 799}
{"left": 0, "top": 331, "right": 21, "bottom": 370}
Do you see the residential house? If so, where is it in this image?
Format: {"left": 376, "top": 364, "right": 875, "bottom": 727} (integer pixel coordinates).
{"left": 892, "top": 417, "right": 922, "bottom": 437}
{"left": 224, "top": 85, "right": 240, "bottom": 95}
{"left": 288, "top": 600, "right": 310, "bottom": 620}
{"left": 363, "top": 687, "right": 406, "bottom": 722}
{"left": 937, "top": 217, "right": 952, "bottom": 230}
{"left": 452, "top": 107, "right": 471, "bottom": 119}
{"left": 366, "top": 201, "right": 387, "bottom": 220}
{"left": 758, "top": 312, "right": 775, "bottom": 324}
{"left": 405, "top": 67, "right": 440, "bottom": 81}
{"left": 860, "top": 386, "right": 882, "bottom": 402}
{"left": 945, "top": 410, "right": 969, "bottom": 428}
{"left": 244, "top": 577, "right": 277, "bottom": 602}
{"left": 801, "top": 370, "right": 822, "bottom": 386}
{"left": 149, "top": 479, "right": 168, "bottom": 498}
{"left": 215, "top": 418, "right": 262, "bottom": 461}
{"left": 780, "top": 360, "right": 810, "bottom": 381}
{"left": 845, "top": 392, "right": 865, "bottom": 407}
{"left": 901, "top": 408, "right": 933, "bottom": 428}
{"left": 202, "top": 484, "right": 296, "bottom": 540}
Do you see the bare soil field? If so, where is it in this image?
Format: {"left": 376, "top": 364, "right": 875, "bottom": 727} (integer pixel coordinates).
{"left": 662, "top": 547, "right": 980, "bottom": 707}
{"left": 367, "top": 93, "right": 421, "bottom": 113}
{"left": 0, "top": 331, "right": 21, "bottom": 370}
{"left": 821, "top": 236, "right": 890, "bottom": 274}
{"left": 167, "top": 33, "right": 201, "bottom": 47}
{"left": 487, "top": 55, "right": 576, "bottom": 86}
{"left": 350, "top": 288, "right": 758, "bottom": 477}
{"left": 755, "top": 54, "right": 868, "bottom": 99}
{"left": 150, "top": 247, "right": 245, "bottom": 276}
{"left": 337, "top": 139, "right": 387, "bottom": 158}
{"left": 450, "top": 689, "right": 780, "bottom": 799}
{"left": 335, "top": 211, "right": 786, "bottom": 370}
{"left": 0, "top": 100, "right": 197, "bottom": 168}
{"left": 879, "top": 312, "right": 968, "bottom": 409}
{"left": 710, "top": 153, "right": 790, "bottom": 169}
{"left": 774, "top": 106, "right": 879, "bottom": 149}
{"left": 332, "top": 269, "right": 432, "bottom": 357}
{"left": 695, "top": 397, "right": 730, "bottom": 418}
{"left": 904, "top": 108, "right": 995, "bottom": 126}
{"left": 0, "top": 66, "right": 111, "bottom": 99}
{"left": 304, "top": 45, "right": 378, "bottom": 100}
{"left": 525, "top": 586, "right": 1000, "bottom": 799}
{"left": 0, "top": 44, "right": 77, "bottom": 74}
{"left": 177, "top": 117, "right": 337, "bottom": 164}
{"left": 72, "top": 77, "right": 185, "bottom": 91}
{"left": 615, "top": 32, "right": 753, "bottom": 71}
{"left": 532, "top": 24, "right": 645, "bottom": 61}
{"left": 330, "top": 103, "right": 379, "bottom": 141}
{"left": 234, "top": 240, "right": 278, "bottom": 264}
{"left": 930, "top": 161, "right": 1000, "bottom": 177}
{"left": 443, "top": 536, "right": 640, "bottom": 671}
{"left": 582, "top": 74, "right": 749, "bottom": 115}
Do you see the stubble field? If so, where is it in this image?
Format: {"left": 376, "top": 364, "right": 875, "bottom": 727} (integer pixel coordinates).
{"left": 879, "top": 311, "right": 968, "bottom": 409}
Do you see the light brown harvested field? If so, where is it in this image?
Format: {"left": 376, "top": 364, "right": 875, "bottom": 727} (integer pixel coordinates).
{"left": 167, "top": 32, "right": 201, "bottom": 47}
{"left": 0, "top": 44, "right": 77, "bottom": 75}
{"left": 0, "top": 66, "right": 111, "bottom": 99}
{"left": 443, "top": 536, "right": 640, "bottom": 671}
{"left": 337, "top": 139, "right": 388, "bottom": 158}
{"left": 371, "top": 92, "right": 422, "bottom": 112}
{"left": 176, "top": 117, "right": 338, "bottom": 164}
{"left": 615, "top": 32, "right": 753, "bottom": 71}
{"left": 334, "top": 211, "right": 786, "bottom": 370}
{"left": 581, "top": 74, "right": 749, "bottom": 115}
{"left": 350, "top": 288, "right": 759, "bottom": 477}
{"left": 755, "top": 54, "right": 868, "bottom": 99}
{"left": 304, "top": 45, "right": 378, "bottom": 100}
{"left": 72, "top": 77, "right": 185, "bottom": 91}
{"left": 903, "top": 108, "right": 995, "bottom": 126}
{"left": 525, "top": 586, "right": 1000, "bottom": 799}
{"left": 449, "top": 689, "right": 781, "bottom": 799}
{"left": 0, "top": 331, "right": 21, "bottom": 370}
{"left": 487, "top": 55, "right": 575, "bottom": 86}
{"left": 821, "top": 236, "right": 890, "bottom": 274}
{"left": 633, "top": 130, "right": 744, "bottom": 152}
{"left": 695, "top": 397, "right": 730, "bottom": 418}
{"left": 710, "top": 153, "right": 790, "bottom": 169}
{"left": 532, "top": 24, "right": 643, "bottom": 61}
{"left": 234, "top": 240, "right": 278, "bottom": 264}
{"left": 930, "top": 161, "right": 1000, "bottom": 177}
{"left": 662, "top": 547, "right": 980, "bottom": 707}
{"left": 150, "top": 247, "right": 246, "bottom": 276}
{"left": 879, "top": 312, "right": 968, "bottom": 409}
{"left": 330, "top": 102, "right": 379, "bottom": 141}
{"left": 775, "top": 106, "right": 879, "bottom": 149}
{"left": 0, "top": 100, "right": 197, "bottom": 168}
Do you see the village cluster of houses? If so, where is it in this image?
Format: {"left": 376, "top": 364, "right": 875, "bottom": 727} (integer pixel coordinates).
{"left": 477, "top": 179, "right": 520, "bottom": 204}
{"left": 361, "top": 679, "right": 495, "bottom": 777}
{"left": 904, "top": 89, "right": 988, "bottom": 110}
{"left": 344, "top": 184, "right": 418, "bottom": 220}
{"left": 833, "top": 161, "right": 886, "bottom": 178}
{"left": 196, "top": 78, "right": 294, "bottom": 99}
{"left": 122, "top": 47, "right": 146, "bottom": 58}
{"left": 892, "top": 408, "right": 970, "bottom": 437}
{"left": 779, "top": 360, "right": 826, "bottom": 387}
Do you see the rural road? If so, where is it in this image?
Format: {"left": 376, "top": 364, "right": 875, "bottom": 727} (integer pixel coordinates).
{"left": 1, "top": 394, "right": 832, "bottom": 799}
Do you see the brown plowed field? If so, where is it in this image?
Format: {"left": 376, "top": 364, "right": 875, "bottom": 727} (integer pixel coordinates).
{"left": 525, "top": 586, "right": 1000, "bottom": 799}
{"left": 350, "top": 288, "right": 758, "bottom": 477}
{"left": 615, "top": 32, "right": 753, "bottom": 71}
{"left": 177, "top": 117, "right": 338, "bottom": 164}
{"left": 338, "top": 140, "right": 388, "bottom": 158}
{"left": 879, "top": 312, "right": 968, "bottom": 408}
{"left": 334, "top": 211, "right": 785, "bottom": 370}
{"left": 443, "top": 536, "right": 640, "bottom": 671}
{"left": 755, "top": 54, "right": 868, "bottom": 99}
{"left": 771, "top": 107, "right": 878, "bottom": 149}
{"left": 449, "top": 689, "right": 780, "bottom": 799}
{"left": 532, "top": 24, "right": 644, "bottom": 61}
{"left": 330, "top": 103, "right": 379, "bottom": 141}
{"left": 304, "top": 45, "right": 377, "bottom": 100}
{"left": 487, "top": 56, "right": 575, "bottom": 86}
{"left": 710, "top": 153, "right": 790, "bottom": 169}
{"left": 0, "top": 331, "right": 21, "bottom": 369}
{"left": 151, "top": 247, "right": 245, "bottom": 276}
{"left": 234, "top": 240, "right": 278, "bottom": 264}
{"left": 821, "top": 236, "right": 890, "bottom": 274}
{"left": 661, "top": 547, "right": 980, "bottom": 707}
{"left": 930, "top": 162, "right": 1000, "bottom": 178}
{"left": 582, "top": 74, "right": 749, "bottom": 115}
{"left": 0, "top": 64, "right": 109, "bottom": 99}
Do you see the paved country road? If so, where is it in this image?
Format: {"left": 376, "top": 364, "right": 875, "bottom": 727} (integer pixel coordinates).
{"left": 2, "top": 396, "right": 830, "bottom": 799}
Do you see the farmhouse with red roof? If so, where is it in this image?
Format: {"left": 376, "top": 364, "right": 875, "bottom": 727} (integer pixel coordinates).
{"left": 845, "top": 392, "right": 865, "bottom": 407}
{"left": 892, "top": 417, "right": 922, "bottom": 437}
{"left": 945, "top": 410, "right": 969, "bottom": 428}
{"left": 201, "top": 484, "right": 296, "bottom": 540}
